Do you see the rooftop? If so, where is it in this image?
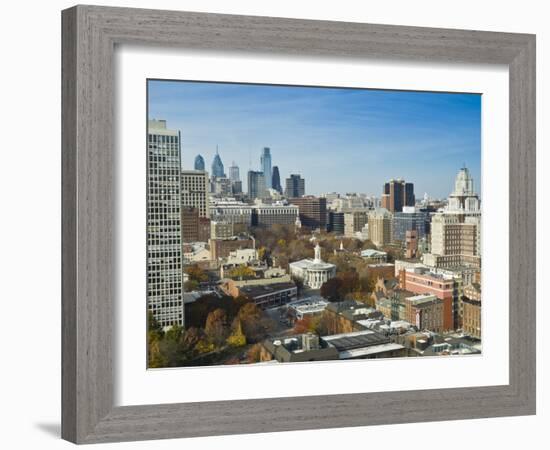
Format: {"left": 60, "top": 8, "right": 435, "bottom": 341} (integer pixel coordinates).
{"left": 286, "top": 296, "right": 330, "bottom": 314}
{"left": 322, "top": 329, "right": 390, "bottom": 352}
{"left": 239, "top": 281, "right": 296, "bottom": 298}
{"left": 361, "top": 249, "right": 387, "bottom": 258}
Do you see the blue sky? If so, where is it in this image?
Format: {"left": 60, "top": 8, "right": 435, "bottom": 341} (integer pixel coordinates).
{"left": 148, "top": 80, "right": 481, "bottom": 199}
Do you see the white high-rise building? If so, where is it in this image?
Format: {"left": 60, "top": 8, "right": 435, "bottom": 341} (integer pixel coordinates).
{"left": 147, "top": 119, "right": 184, "bottom": 328}
{"left": 446, "top": 166, "right": 481, "bottom": 214}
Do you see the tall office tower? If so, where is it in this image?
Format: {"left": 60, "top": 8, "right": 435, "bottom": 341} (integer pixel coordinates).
{"left": 194, "top": 154, "right": 205, "bottom": 171}
{"left": 343, "top": 210, "right": 369, "bottom": 238}
{"left": 260, "top": 147, "right": 272, "bottom": 190}
{"left": 392, "top": 207, "right": 431, "bottom": 242}
{"left": 381, "top": 178, "right": 415, "bottom": 212}
{"left": 229, "top": 161, "right": 240, "bottom": 182}
{"left": 147, "top": 119, "right": 183, "bottom": 328}
{"left": 368, "top": 208, "right": 393, "bottom": 247}
{"left": 284, "top": 174, "right": 305, "bottom": 198}
{"left": 181, "top": 170, "right": 210, "bottom": 218}
{"left": 272, "top": 166, "right": 282, "bottom": 193}
{"left": 247, "top": 170, "right": 266, "bottom": 200}
{"left": 211, "top": 147, "right": 225, "bottom": 177}
{"left": 328, "top": 211, "right": 345, "bottom": 234}
{"left": 423, "top": 213, "right": 481, "bottom": 268}
{"left": 211, "top": 177, "right": 232, "bottom": 197}
{"left": 231, "top": 180, "right": 243, "bottom": 195}
{"left": 289, "top": 196, "right": 327, "bottom": 230}
{"left": 446, "top": 166, "right": 481, "bottom": 214}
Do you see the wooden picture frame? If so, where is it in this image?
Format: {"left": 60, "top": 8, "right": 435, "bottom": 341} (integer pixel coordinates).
{"left": 61, "top": 5, "right": 536, "bottom": 444}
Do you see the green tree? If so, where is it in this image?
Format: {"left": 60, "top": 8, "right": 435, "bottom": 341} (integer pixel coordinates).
{"left": 147, "top": 310, "right": 163, "bottom": 340}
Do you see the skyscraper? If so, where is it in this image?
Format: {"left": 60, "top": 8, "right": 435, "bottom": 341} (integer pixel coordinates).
{"left": 285, "top": 174, "right": 305, "bottom": 198}
{"left": 272, "top": 166, "right": 282, "bottom": 193}
{"left": 381, "top": 178, "right": 415, "bottom": 212}
{"left": 229, "top": 161, "right": 240, "bottom": 182}
{"left": 290, "top": 196, "right": 327, "bottom": 230}
{"left": 181, "top": 170, "right": 210, "bottom": 218}
{"left": 260, "top": 147, "right": 272, "bottom": 190}
{"left": 211, "top": 147, "right": 225, "bottom": 177}
{"left": 368, "top": 208, "right": 393, "bottom": 247}
{"left": 194, "top": 154, "right": 205, "bottom": 171}
{"left": 247, "top": 170, "right": 266, "bottom": 200}
{"left": 446, "top": 166, "right": 480, "bottom": 213}
{"left": 147, "top": 119, "right": 183, "bottom": 328}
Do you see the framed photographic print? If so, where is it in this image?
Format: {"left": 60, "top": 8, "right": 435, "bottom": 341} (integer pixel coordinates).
{"left": 62, "top": 5, "right": 536, "bottom": 444}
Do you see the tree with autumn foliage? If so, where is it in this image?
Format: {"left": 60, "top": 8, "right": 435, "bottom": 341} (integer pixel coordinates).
{"left": 185, "top": 264, "right": 208, "bottom": 283}
{"left": 238, "top": 302, "right": 276, "bottom": 343}
{"left": 320, "top": 277, "right": 344, "bottom": 301}
{"left": 227, "top": 265, "right": 256, "bottom": 281}
{"left": 246, "top": 343, "right": 264, "bottom": 363}
{"left": 293, "top": 316, "right": 316, "bottom": 334}
{"left": 226, "top": 319, "right": 246, "bottom": 347}
{"left": 204, "top": 308, "right": 229, "bottom": 347}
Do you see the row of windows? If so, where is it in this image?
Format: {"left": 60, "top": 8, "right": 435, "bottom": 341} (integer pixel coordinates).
{"left": 148, "top": 134, "right": 179, "bottom": 143}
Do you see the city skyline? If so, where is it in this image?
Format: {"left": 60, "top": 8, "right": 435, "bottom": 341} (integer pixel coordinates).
{"left": 148, "top": 79, "right": 481, "bottom": 199}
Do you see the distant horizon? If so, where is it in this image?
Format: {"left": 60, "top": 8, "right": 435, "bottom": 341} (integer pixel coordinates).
{"left": 148, "top": 79, "right": 482, "bottom": 199}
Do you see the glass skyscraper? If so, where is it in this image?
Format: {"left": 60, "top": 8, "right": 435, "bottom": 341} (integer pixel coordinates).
{"left": 392, "top": 210, "right": 431, "bottom": 242}
{"left": 272, "top": 166, "right": 282, "bottom": 193}
{"left": 248, "top": 170, "right": 266, "bottom": 200}
{"left": 260, "top": 147, "right": 272, "bottom": 190}
{"left": 229, "top": 161, "right": 240, "bottom": 182}
{"left": 211, "top": 148, "right": 225, "bottom": 177}
{"left": 194, "top": 154, "right": 205, "bottom": 171}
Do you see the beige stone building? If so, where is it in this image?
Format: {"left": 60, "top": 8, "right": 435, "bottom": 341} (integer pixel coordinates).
{"left": 424, "top": 213, "right": 481, "bottom": 268}
{"left": 181, "top": 170, "right": 210, "bottom": 218}
{"left": 367, "top": 208, "right": 393, "bottom": 247}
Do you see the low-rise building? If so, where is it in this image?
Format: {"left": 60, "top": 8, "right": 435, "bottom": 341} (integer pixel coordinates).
{"left": 285, "top": 296, "right": 330, "bottom": 322}
{"left": 367, "top": 263, "right": 395, "bottom": 281}
{"left": 322, "top": 300, "right": 384, "bottom": 335}
{"left": 261, "top": 329, "right": 409, "bottom": 363}
{"left": 399, "top": 266, "right": 461, "bottom": 331}
{"left": 209, "top": 235, "right": 255, "bottom": 261}
{"left": 462, "top": 283, "right": 481, "bottom": 339}
{"left": 220, "top": 275, "right": 297, "bottom": 309}
{"left": 251, "top": 203, "right": 299, "bottom": 228}
{"left": 360, "top": 249, "right": 388, "bottom": 263}
{"left": 404, "top": 294, "right": 444, "bottom": 333}
{"left": 182, "top": 242, "right": 211, "bottom": 265}
{"left": 289, "top": 242, "right": 336, "bottom": 289}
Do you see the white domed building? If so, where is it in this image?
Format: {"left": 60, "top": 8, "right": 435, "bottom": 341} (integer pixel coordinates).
{"left": 289, "top": 242, "right": 336, "bottom": 289}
